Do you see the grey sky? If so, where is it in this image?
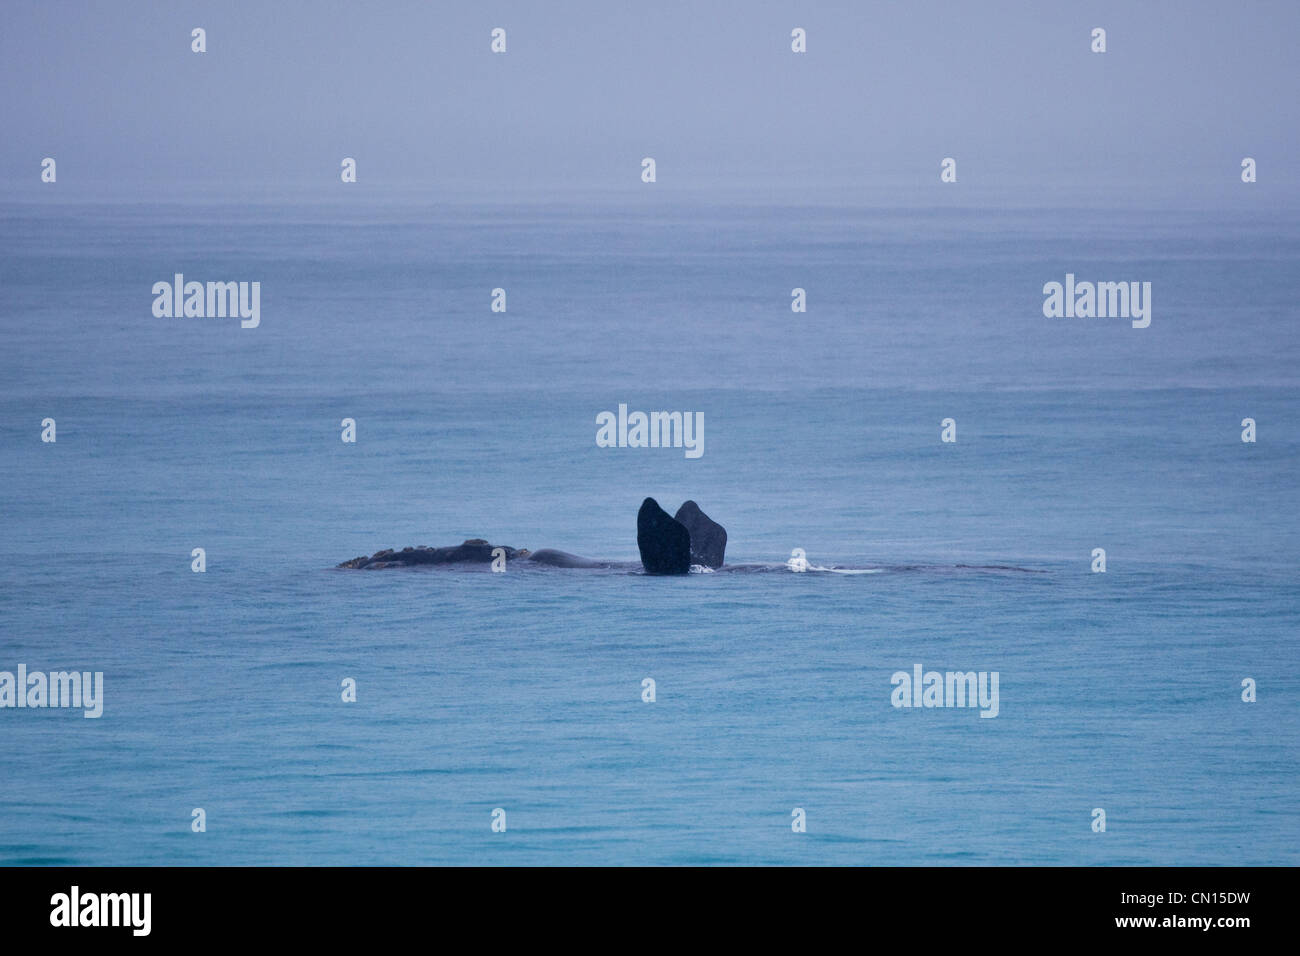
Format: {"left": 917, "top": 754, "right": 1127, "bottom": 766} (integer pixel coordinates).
{"left": 3, "top": 0, "right": 1297, "bottom": 202}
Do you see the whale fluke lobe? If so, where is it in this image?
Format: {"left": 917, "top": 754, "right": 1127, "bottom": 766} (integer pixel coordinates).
{"left": 673, "top": 500, "right": 727, "bottom": 568}
{"left": 636, "top": 497, "right": 691, "bottom": 575}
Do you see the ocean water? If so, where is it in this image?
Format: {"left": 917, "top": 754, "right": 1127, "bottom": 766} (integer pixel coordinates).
{"left": 0, "top": 200, "right": 1297, "bottom": 865}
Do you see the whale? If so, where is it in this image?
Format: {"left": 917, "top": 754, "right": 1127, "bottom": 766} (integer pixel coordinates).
{"left": 335, "top": 543, "right": 1044, "bottom": 576}
{"left": 337, "top": 540, "right": 631, "bottom": 570}
{"left": 334, "top": 501, "right": 1045, "bottom": 576}
{"left": 525, "top": 548, "right": 621, "bottom": 569}
{"left": 337, "top": 498, "right": 727, "bottom": 575}
{"left": 337, "top": 540, "right": 521, "bottom": 569}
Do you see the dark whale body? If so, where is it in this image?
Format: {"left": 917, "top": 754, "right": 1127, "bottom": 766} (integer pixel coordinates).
{"left": 338, "top": 498, "right": 729, "bottom": 575}
{"left": 335, "top": 541, "right": 1043, "bottom": 576}
{"left": 337, "top": 540, "right": 523, "bottom": 569}
{"left": 526, "top": 549, "right": 618, "bottom": 569}
{"left": 338, "top": 498, "right": 728, "bottom": 575}
{"left": 338, "top": 540, "right": 624, "bottom": 570}
{"left": 335, "top": 501, "right": 1043, "bottom": 576}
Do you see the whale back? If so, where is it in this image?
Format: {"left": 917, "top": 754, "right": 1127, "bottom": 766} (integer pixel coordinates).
{"left": 526, "top": 548, "right": 609, "bottom": 569}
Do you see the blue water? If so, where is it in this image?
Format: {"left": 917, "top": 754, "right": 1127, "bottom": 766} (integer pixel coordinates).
{"left": 1, "top": 200, "right": 1297, "bottom": 864}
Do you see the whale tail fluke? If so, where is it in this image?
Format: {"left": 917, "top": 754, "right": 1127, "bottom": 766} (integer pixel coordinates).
{"left": 636, "top": 497, "right": 692, "bottom": 574}
{"left": 636, "top": 497, "right": 727, "bottom": 574}
{"left": 673, "top": 500, "right": 727, "bottom": 569}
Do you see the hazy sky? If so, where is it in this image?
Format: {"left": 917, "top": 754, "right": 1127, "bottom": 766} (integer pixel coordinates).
{"left": 3, "top": 0, "right": 1298, "bottom": 202}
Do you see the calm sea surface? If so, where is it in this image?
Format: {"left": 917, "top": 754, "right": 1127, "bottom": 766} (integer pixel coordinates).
{"left": 1, "top": 201, "right": 1296, "bottom": 864}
